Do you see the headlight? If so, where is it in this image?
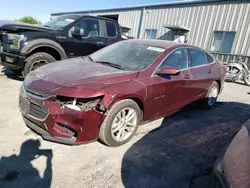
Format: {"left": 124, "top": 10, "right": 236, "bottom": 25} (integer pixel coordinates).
{"left": 55, "top": 96, "right": 104, "bottom": 112}
{"left": 7, "top": 33, "right": 25, "bottom": 49}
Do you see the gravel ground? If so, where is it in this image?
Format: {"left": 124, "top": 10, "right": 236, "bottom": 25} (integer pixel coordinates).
{"left": 0, "top": 68, "right": 249, "bottom": 188}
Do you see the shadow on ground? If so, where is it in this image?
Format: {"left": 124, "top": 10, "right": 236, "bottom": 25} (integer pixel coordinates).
{"left": 122, "top": 101, "right": 250, "bottom": 188}
{"left": 0, "top": 139, "right": 53, "bottom": 188}
{"left": 1, "top": 68, "right": 24, "bottom": 81}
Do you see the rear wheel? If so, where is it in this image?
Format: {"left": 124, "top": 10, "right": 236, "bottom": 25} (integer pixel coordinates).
{"left": 199, "top": 82, "right": 219, "bottom": 108}
{"left": 243, "top": 74, "right": 250, "bottom": 86}
{"left": 99, "top": 99, "right": 141, "bottom": 147}
{"left": 23, "top": 52, "right": 56, "bottom": 76}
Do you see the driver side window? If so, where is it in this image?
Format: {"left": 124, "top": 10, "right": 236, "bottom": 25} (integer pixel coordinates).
{"left": 160, "top": 48, "right": 188, "bottom": 70}
{"left": 70, "top": 19, "right": 100, "bottom": 38}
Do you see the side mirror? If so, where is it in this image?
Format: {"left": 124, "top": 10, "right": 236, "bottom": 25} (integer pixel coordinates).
{"left": 157, "top": 67, "right": 180, "bottom": 76}
{"left": 71, "top": 28, "right": 85, "bottom": 37}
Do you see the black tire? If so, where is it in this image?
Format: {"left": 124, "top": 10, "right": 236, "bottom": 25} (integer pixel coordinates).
{"left": 99, "top": 99, "right": 141, "bottom": 147}
{"left": 243, "top": 75, "right": 250, "bottom": 86}
{"left": 23, "top": 52, "right": 56, "bottom": 76}
{"left": 199, "top": 82, "right": 219, "bottom": 109}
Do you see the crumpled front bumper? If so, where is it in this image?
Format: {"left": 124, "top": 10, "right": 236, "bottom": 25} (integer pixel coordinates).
{"left": 23, "top": 116, "right": 77, "bottom": 145}
{"left": 19, "top": 84, "right": 105, "bottom": 145}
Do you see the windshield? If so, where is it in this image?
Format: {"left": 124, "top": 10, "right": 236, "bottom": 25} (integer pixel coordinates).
{"left": 41, "top": 14, "right": 81, "bottom": 29}
{"left": 89, "top": 41, "right": 165, "bottom": 71}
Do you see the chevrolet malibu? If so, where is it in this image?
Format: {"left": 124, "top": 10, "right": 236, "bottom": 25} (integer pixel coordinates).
{"left": 19, "top": 39, "right": 227, "bottom": 147}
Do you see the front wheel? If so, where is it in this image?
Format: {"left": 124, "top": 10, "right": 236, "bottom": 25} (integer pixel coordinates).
{"left": 23, "top": 52, "right": 56, "bottom": 76}
{"left": 99, "top": 99, "right": 141, "bottom": 147}
{"left": 243, "top": 74, "right": 250, "bottom": 86}
{"left": 199, "top": 82, "right": 219, "bottom": 109}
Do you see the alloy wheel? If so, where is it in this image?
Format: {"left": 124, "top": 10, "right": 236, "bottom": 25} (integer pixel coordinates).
{"left": 208, "top": 86, "right": 219, "bottom": 106}
{"left": 111, "top": 107, "right": 138, "bottom": 142}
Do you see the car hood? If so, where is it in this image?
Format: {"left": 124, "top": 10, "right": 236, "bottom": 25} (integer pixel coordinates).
{"left": 25, "top": 57, "right": 138, "bottom": 96}
{"left": 0, "top": 20, "right": 56, "bottom": 32}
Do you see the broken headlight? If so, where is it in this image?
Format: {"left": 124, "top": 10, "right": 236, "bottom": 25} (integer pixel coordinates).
{"left": 55, "top": 96, "right": 104, "bottom": 112}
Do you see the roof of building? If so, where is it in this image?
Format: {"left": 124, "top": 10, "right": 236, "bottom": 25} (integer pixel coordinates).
{"left": 51, "top": 0, "right": 226, "bottom": 16}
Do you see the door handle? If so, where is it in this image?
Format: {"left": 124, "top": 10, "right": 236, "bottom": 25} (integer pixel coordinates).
{"left": 208, "top": 69, "right": 212, "bottom": 74}
{"left": 97, "top": 41, "right": 104, "bottom": 45}
{"left": 184, "top": 75, "right": 190, "bottom": 79}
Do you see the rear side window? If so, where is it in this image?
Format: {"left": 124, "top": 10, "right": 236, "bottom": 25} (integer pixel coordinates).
{"left": 206, "top": 54, "right": 214, "bottom": 64}
{"left": 106, "top": 21, "right": 117, "bottom": 37}
{"left": 189, "top": 48, "right": 207, "bottom": 67}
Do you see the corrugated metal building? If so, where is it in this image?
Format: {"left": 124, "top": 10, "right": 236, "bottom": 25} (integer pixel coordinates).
{"left": 51, "top": 0, "right": 250, "bottom": 64}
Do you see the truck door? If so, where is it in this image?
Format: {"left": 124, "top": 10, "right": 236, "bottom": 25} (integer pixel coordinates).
{"left": 103, "top": 20, "right": 121, "bottom": 47}
{"left": 66, "top": 18, "right": 106, "bottom": 57}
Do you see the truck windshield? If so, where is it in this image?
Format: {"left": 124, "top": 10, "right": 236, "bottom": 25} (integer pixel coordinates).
{"left": 41, "top": 15, "right": 81, "bottom": 29}
{"left": 89, "top": 41, "right": 165, "bottom": 71}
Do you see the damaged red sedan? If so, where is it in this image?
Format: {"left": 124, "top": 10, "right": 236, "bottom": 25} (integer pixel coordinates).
{"left": 19, "top": 39, "right": 226, "bottom": 147}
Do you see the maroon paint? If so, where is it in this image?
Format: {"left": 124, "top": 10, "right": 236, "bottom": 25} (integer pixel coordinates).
{"left": 20, "top": 40, "right": 226, "bottom": 145}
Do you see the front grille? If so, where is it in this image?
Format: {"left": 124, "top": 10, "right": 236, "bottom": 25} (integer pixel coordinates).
{"left": 20, "top": 96, "right": 49, "bottom": 120}
{"left": 29, "top": 102, "right": 49, "bottom": 120}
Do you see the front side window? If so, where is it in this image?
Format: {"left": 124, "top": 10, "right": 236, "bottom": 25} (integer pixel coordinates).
{"left": 189, "top": 48, "right": 207, "bottom": 67}
{"left": 71, "top": 19, "right": 100, "bottom": 38}
{"left": 160, "top": 48, "right": 188, "bottom": 70}
{"left": 210, "top": 31, "right": 236, "bottom": 53}
{"left": 145, "top": 29, "right": 157, "bottom": 39}
{"left": 106, "top": 21, "right": 117, "bottom": 37}
{"left": 89, "top": 41, "right": 165, "bottom": 71}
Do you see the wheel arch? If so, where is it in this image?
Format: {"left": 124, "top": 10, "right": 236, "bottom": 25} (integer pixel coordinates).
{"left": 21, "top": 38, "right": 67, "bottom": 60}
{"left": 215, "top": 79, "right": 222, "bottom": 93}
{"left": 106, "top": 95, "right": 145, "bottom": 121}
{"left": 128, "top": 97, "right": 144, "bottom": 121}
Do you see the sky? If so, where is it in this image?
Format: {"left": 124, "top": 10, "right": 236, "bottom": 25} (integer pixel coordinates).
{"left": 0, "top": 0, "right": 192, "bottom": 23}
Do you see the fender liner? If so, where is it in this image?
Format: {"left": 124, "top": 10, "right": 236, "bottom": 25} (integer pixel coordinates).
{"left": 21, "top": 39, "right": 67, "bottom": 59}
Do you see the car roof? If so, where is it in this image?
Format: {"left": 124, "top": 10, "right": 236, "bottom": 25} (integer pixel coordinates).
{"left": 123, "top": 39, "right": 196, "bottom": 49}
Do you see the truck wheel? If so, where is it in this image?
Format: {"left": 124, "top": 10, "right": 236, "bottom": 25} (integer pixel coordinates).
{"left": 99, "top": 99, "right": 141, "bottom": 147}
{"left": 23, "top": 52, "right": 56, "bottom": 76}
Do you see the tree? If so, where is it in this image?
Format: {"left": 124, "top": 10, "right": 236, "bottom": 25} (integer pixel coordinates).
{"left": 16, "top": 16, "right": 41, "bottom": 24}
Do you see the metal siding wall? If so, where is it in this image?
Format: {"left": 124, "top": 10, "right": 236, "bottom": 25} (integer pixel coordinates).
{"left": 212, "top": 53, "right": 250, "bottom": 68}
{"left": 52, "top": 0, "right": 250, "bottom": 58}
{"left": 140, "top": 1, "right": 250, "bottom": 56}
{"left": 91, "top": 9, "right": 141, "bottom": 37}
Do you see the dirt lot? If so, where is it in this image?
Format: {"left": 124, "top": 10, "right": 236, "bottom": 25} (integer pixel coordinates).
{"left": 0, "top": 69, "right": 250, "bottom": 188}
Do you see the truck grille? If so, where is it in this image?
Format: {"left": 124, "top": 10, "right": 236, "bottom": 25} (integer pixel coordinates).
{"left": 20, "top": 97, "right": 49, "bottom": 120}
